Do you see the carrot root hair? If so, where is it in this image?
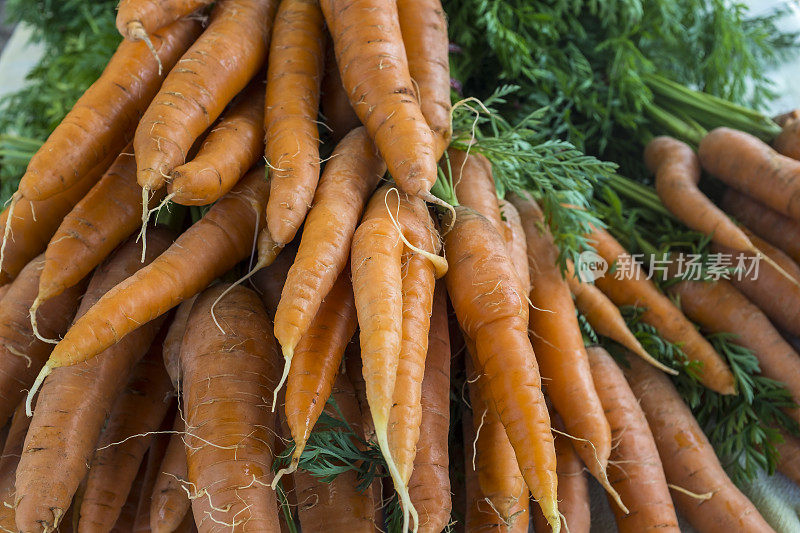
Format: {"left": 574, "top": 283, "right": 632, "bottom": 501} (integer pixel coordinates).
{"left": 138, "top": 190, "right": 175, "bottom": 262}
{"left": 26, "top": 361, "right": 53, "bottom": 416}
{"left": 127, "top": 22, "right": 163, "bottom": 75}
{"left": 385, "top": 188, "right": 448, "bottom": 277}
{"left": 29, "top": 297, "right": 59, "bottom": 344}
{"left": 0, "top": 193, "right": 19, "bottom": 274}
{"left": 754, "top": 248, "right": 800, "bottom": 289}
{"left": 271, "top": 347, "right": 292, "bottom": 414}
{"left": 375, "top": 423, "right": 418, "bottom": 532}
{"left": 667, "top": 484, "right": 714, "bottom": 501}
{"left": 270, "top": 454, "right": 300, "bottom": 490}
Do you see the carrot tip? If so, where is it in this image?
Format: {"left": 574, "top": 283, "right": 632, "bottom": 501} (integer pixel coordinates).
{"left": 271, "top": 458, "right": 298, "bottom": 490}
{"left": 271, "top": 353, "right": 292, "bottom": 413}
{"left": 128, "top": 22, "right": 163, "bottom": 75}
{"left": 0, "top": 192, "right": 19, "bottom": 275}
{"left": 26, "top": 362, "right": 52, "bottom": 417}
{"left": 375, "top": 427, "right": 418, "bottom": 532}
{"left": 30, "top": 297, "right": 59, "bottom": 345}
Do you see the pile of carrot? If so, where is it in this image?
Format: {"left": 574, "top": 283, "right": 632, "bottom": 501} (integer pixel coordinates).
{"left": 3, "top": 0, "right": 800, "bottom": 532}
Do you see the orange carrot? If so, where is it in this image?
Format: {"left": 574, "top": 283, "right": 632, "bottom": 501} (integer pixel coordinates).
{"left": 168, "top": 80, "right": 265, "bottom": 206}
{"left": 181, "top": 284, "right": 281, "bottom": 532}
{"left": 320, "top": 41, "right": 360, "bottom": 143}
{"left": 587, "top": 346, "right": 679, "bottom": 533}
{"left": 117, "top": 0, "right": 212, "bottom": 40}
{"left": 397, "top": 0, "right": 451, "bottom": 156}
{"left": 499, "top": 199, "right": 530, "bottom": 294}
{"left": 264, "top": 0, "right": 326, "bottom": 245}
{"left": 133, "top": 411, "right": 174, "bottom": 532}
{"left": 79, "top": 344, "right": 174, "bottom": 532}
{"left": 135, "top": 0, "right": 277, "bottom": 194}
{"left": 35, "top": 166, "right": 270, "bottom": 385}
{"left": 0, "top": 255, "right": 84, "bottom": 426}
{"left": 698, "top": 127, "right": 800, "bottom": 220}
{"left": 274, "top": 127, "right": 385, "bottom": 366}
{"left": 408, "top": 283, "right": 451, "bottom": 533}
{"left": 450, "top": 148, "right": 504, "bottom": 237}
{"left": 17, "top": 19, "right": 201, "bottom": 202}
{"left": 14, "top": 232, "right": 173, "bottom": 533}
{"left": 0, "top": 404, "right": 32, "bottom": 532}
{"left": 112, "top": 458, "right": 148, "bottom": 533}
{"left": 444, "top": 205, "right": 558, "bottom": 531}
{"left": 344, "top": 340, "right": 376, "bottom": 443}
{"left": 161, "top": 296, "right": 197, "bottom": 389}
{"left": 150, "top": 414, "right": 191, "bottom": 533}
{"left": 625, "top": 356, "right": 775, "bottom": 533}
{"left": 253, "top": 240, "right": 299, "bottom": 317}
{"left": 776, "top": 432, "right": 800, "bottom": 487}
{"left": 772, "top": 115, "right": 800, "bottom": 159}
{"left": 588, "top": 225, "right": 735, "bottom": 394}
{"left": 320, "top": 0, "right": 438, "bottom": 201}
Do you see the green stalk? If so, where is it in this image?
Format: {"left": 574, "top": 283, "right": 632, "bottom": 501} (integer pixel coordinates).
{"left": 607, "top": 174, "right": 676, "bottom": 220}
{"left": 645, "top": 102, "right": 707, "bottom": 147}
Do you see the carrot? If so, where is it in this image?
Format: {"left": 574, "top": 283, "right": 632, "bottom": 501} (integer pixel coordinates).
{"left": 0, "top": 284, "right": 10, "bottom": 303}
{"left": 14, "top": 232, "right": 173, "bottom": 533}
{"left": 253, "top": 240, "right": 299, "bottom": 317}
{"left": 773, "top": 110, "right": 800, "bottom": 129}
{"left": 624, "top": 356, "right": 775, "bottom": 533}
{"left": 498, "top": 199, "right": 530, "bottom": 294}
{"left": 112, "top": 458, "right": 148, "bottom": 533}
{"left": 34, "top": 166, "right": 270, "bottom": 388}
{"left": 444, "top": 205, "right": 559, "bottom": 531}
{"left": 0, "top": 149, "right": 119, "bottom": 286}
{"left": 776, "top": 432, "right": 800, "bottom": 487}
{"left": 319, "top": 0, "right": 438, "bottom": 202}
{"left": 510, "top": 192, "right": 621, "bottom": 511}
{"left": 79, "top": 343, "right": 174, "bottom": 532}
{"left": 162, "top": 296, "right": 197, "bottom": 389}
{"left": 17, "top": 19, "right": 201, "bottom": 202}
{"left": 294, "top": 373, "right": 374, "bottom": 533}
{"left": 397, "top": 0, "right": 451, "bottom": 157}
{"left": 564, "top": 260, "right": 674, "bottom": 373}
{"left": 0, "top": 404, "right": 32, "bottom": 532}
{"left": 720, "top": 187, "right": 800, "bottom": 266}
{"left": 698, "top": 127, "right": 800, "bottom": 220}
{"left": 587, "top": 346, "right": 679, "bottom": 533}
{"left": 264, "top": 0, "right": 326, "bottom": 245}
{"left": 408, "top": 283, "right": 451, "bottom": 533}
{"left": 168, "top": 80, "right": 265, "bottom": 206}
{"left": 587, "top": 225, "right": 735, "bottom": 394}
{"left": 531, "top": 413, "right": 590, "bottom": 533}
{"left": 666, "top": 270, "right": 800, "bottom": 424}
{"left": 182, "top": 284, "right": 281, "bottom": 532}
{"left": 274, "top": 127, "right": 385, "bottom": 367}
{"left": 713, "top": 231, "right": 800, "bottom": 337}
{"left": 320, "top": 41, "right": 360, "bottom": 143}
{"left": 150, "top": 414, "right": 191, "bottom": 533}
{"left": 772, "top": 115, "right": 800, "bottom": 159}
{"left": 117, "top": 0, "right": 212, "bottom": 41}
{"left": 0, "top": 255, "right": 84, "bottom": 426}
{"left": 133, "top": 412, "right": 175, "bottom": 533}
{"left": 344, "top": 340, "right": 377, "bottom": 443}
{"left": 450, "top": 148, "right": 504, "bottom": 237}
{"left": 135, "top": 0, "right": 277, "bottom": 196}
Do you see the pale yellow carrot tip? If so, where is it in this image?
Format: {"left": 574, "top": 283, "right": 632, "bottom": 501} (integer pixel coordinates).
{"left": 26, "top": 362, "right": 53, "bottom": 417}
{"left": 271, "top": 354, "right": 292, "bottom": 414}
{"left": 29, "top": 297, "right": 59, "bottom": 345}
{"left": 384, "top": 188, "right": 449, "bottom": 278}
{"left": 0, "top": 192, "right": 19, "bottom": 274}
{"left": 375, "top": 425, "right": 419, "bottom": 532}
{"left": 755, "top": 249, "right": 800, "bottom": 290}
{"left": 601, "top": 473, "right": 629, "bottom": 515}
{"left": 540, "top": 497, "right": 561, "bottom": 533}
{"left": 271, "top": 455, "right": 299, "bottom": 490}
{"left": 631, "top": 345, "right": 679, "bottom": 375}
{"left": 128, "top": 22, "right": 163, "bottom": 76}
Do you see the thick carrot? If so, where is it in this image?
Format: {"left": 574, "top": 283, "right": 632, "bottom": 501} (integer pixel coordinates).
{"left": 112, "top": 459, "right": 147, "bottom": 533}
{"left": 36, "top": 166, "right": 269, "bottom": 380}
{"left": 499, "top": 199, "right": 530, "bottom": 294}
{"left": 320, "top": 41, "right": 360, "bottom": 143}
{"left": 18, "top": 19, "right": 201, "bottom": 202}
{"left": 397, "top": 0, "right": 451, "bottom": 157}
{"left": 14, "top": 232, "right": 173, "bottom": 533}
{"left": 564, "top": 260, "right": 674, "bottom": 373}
{"left": 776, "top": 432, "right": 800, "bottom": 487}
{"left": 625, "top": 356, "right": 775, "bottom": 533}
{"left": 294, "top": 373, "right": 374, "bottom": 532}
{"left": 0, "top": 255, "right": 84, "bottom": 426}
{"left": 135, "top": 0, "right": 277, "bottom": 193}
{"left": 450, "top": 148, "right": 504, "bottom": 238}
{"left": 0, "top": 404, "right": 32, "bottom": 532}
{"left": 117, "top": 0, "right": 212, "bottom": 40}
{"left": 588, "top": 225, "right": 735, "bottom": 394}
{"left": 150, "top": 414, "right": 191, "bottom": 533}
{"left": 667, "top": 271, "right": 800, "bottom": 424}
{"left": 772, "top": 116, "right": 800, "bottom": 159}
{"left": 264, "top": 0, "right": 326, "bottom": 245}
{"left": 34, "top": 148, "right": 163, "bottom": 311}
{"left": 320, "top": 0, "right": 438, "bottom": 201}
{"left": 510, "top": 192, "right": 620, "bottom": 510}
{"left": 408, "top": 283, "right": 451, "bottom": 533}
{"left": 169, "top": 80, "right": 265, "bottom": 206}
{"left": 0, "top": 149, "right": 119, "bottom": 286}
{"left": 79, "top": 343, "right": 174, "bottom": 532}
{"left": 253, "top": 240, "right": 299, "bottom": 317}
{"left": 133, "top": 412, "right": 175, "bottom": 532}
{"left": 444, "top": 206, "right": 558, "bottom": 531}
{"left": 713, "top": 232, "right": 800, "bottom": 337}
{"left": 162, "top": 296, "right": 197, "bottom": 389}
{"left": 721, "top": 188, "right": 800, "bottom": 265}
{"left": 698, "top": 127, "right": 800, "bottom": 220}
{"left": 531, "top": 414, "right": 590, "bottom": 533}
{"left": 181, "top": 284, "right": 281, "bottom": 532}
{"left": 587, "top": 346, "right": 679, "bottom": 533}
{"left": 0, "top": 284, "right": 9, "bottom": 303}
{"left": 274, "top": 127, "right": 385, "bottom": 365}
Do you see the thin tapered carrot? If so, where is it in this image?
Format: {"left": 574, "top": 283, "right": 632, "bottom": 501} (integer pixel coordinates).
{"left": 587, "top": 346, "right": 679, "bottom": 533}
{"left": 587, "top": 225, "right": 735, "bottom": 394}
{"left": 17, "top": 19, "right": 201, "bottom": 202}
{"left": 625, "top": 356, "right": 775, "bottom": 533}
{"left": 408, "top": 283, "right": 451, "bottom": 533}
{"left": 79, "top": 346, "right": 173, "bottom": 532}
{"left": 344, "top": 341, "right": 376, "bottom": 443}
{"left": 264, "top": 0, "right": 326, "bottom": 245}
{"left": 14, "top": 232, "right": 173, "bottom": 533}
{"left": 698, "top": 127, "right": 800, "bottom": 220}
{"left": 150, "top": 414, "right": 191, "bottom": 533}
{"left": 564, "top": 260, "right": 674, "bottom": 374}
{"left": 33, "top": 148, "right": 164, "bottom": 314}
{"left": 397, "top": 0, "right": 451, "bottom": 157}
{"left": 510, "top": 192, "right": 622, "bottom": 512}
{"left": 0, "top": 149, "right": 119, "bottom": 286}
{"left": 181, "top": 284, "right": 281, "bottom": 532}
{"left": 162, "top": 296, "right": 197, "bottom": 389}
{"left": 320, "top": 0, "right": 438, "bottom": 202}
{"left": 0, "top": 255, "right": 84, "bottom": 426}
{"left": 0, "top": 404, "right": 32, "bottom": 531}
{"left": 33, "top": 166, "right": 270, "bottom": 389}
{"left": 253, "top": 240, "right": 299, "bottom": 317}
{"left": 117, "top": 0, "right": 212, "bottom": 40}
{"left": 721, "top": 188, "right": 800, "bottom": 265}
{"left": 499, "top": 199, "right": 530, "bottom": 294}
{"left": 444, "top": 205, "right": 559, "bottom": 531}
{"left": 450, "top": 148, "right": 504, "bottom": 238}
{"left": 169, "top": 80, "right": 265, "bottom": 206}
{"left": 320, "top": 41, "right": 360, "bottom": 143}
{"left": 776, "top": 432, "right": 800, "bottom": 487}
{"left": 133, "top": 410, "right": 175, "bottom": 532}
{"left": 135, "top": 0, "right": 277, "bottom": 195}
{"left": 274, "top": 127, "right": 385, "bottom": 365}
{"left": 112, "top": 459, "right": 148, "bottom": 533}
